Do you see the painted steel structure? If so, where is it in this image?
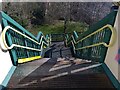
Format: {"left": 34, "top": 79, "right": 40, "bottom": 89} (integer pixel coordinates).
{"left": 65, "top": 8, "right": 120, "bottom": 89}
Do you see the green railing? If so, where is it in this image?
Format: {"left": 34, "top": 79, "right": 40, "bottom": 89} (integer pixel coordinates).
{"left": 0, "top": 11, "right": 51, "bottom": 66}
{"left": 50, "top": 33, "right": 64, "bottom": 42}
{"left": 65, "top": 10, "right": 117, "bottom": 63}
{"left": 50, "top": 32, "right": 81, "bottom": 42}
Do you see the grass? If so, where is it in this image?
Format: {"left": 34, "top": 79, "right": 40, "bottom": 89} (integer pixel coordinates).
{"left": 27, "top": 21, "right": 88, "bottom": 36}
{"left": 66, "top": 21, "right": 88, "bottom": 33}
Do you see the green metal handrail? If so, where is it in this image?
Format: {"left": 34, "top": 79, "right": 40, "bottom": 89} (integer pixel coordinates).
{"left": 0, "top": 25, "right": 51, "bottom": 64}
{"left": 1, "top": 11, "right": 51, "bottom": 65}
{"left": 66, "top": 24, "right": 116, "bottom": 50}
{"left": 1, "top": 26, "right": 49, "bottom": 51}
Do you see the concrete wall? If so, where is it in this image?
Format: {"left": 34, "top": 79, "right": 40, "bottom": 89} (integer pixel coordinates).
{"left": 105, "top": 7, "right": 120, "bottom": 83}
{"left": 0, "top": 24, "right": 14, "bottom": 86}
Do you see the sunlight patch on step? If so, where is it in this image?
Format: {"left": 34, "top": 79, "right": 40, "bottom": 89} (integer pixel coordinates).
{"left": 57, "top": 58, "right": 66, "bottom": 62}
{"left": 53, "top": 60, "right": 70, "bottom": 67}
{"left": 49, "top": 58, "right": 92, "bottom": 72}
{"left": 71, "top": 63, "right": 102, "bottom": 74}
{"left": 49, "top": 64, "right": 72, "bottom": 72}
{"left": 41, "top": 63, "right": 102, "bottom": 82}
{"left": 18, "top": 80, "right": 37, "bottom": 87}
{"left": 74, "top": 59, "right": 92, "bottom": 65}
{"left": 41, "top": 72, "right": 68, "bottom": 82}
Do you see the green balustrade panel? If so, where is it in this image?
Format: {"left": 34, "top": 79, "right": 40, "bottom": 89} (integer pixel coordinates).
{"left": 66, "top": 10, "right": 117, "bottom": 63}
{"left": 1, "top": 11, "right": 50, "bottom": 66}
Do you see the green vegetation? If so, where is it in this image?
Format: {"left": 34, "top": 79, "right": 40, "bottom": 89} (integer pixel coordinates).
{"left": 66, "top": 21, "right": 88, "bottom": 33}
{"left": 11, "top": 15, "right": 28, "bottom": 28}
{"left": 28, "top": 21, "right": 88, "bottom": 36}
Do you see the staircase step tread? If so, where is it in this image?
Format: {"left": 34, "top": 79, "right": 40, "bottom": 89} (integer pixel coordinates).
{"left": 7, "top": 58, "right": 114, "bottom": 89}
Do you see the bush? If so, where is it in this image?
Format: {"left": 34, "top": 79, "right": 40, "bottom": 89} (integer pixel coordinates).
{"left": 28, "top": 21, "right": 88, "bottom": 36}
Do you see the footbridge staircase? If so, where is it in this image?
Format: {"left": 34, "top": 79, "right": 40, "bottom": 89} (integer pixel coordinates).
{"left": 0, "top": 7, "right": 120, "bottom": 90}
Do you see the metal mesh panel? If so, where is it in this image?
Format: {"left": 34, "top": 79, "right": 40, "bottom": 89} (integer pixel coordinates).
{"left": 1, "top": 11, "right": 50, "bottom": 65}
{"left": 66, "top": 11, "right": 117, "bottom": 62}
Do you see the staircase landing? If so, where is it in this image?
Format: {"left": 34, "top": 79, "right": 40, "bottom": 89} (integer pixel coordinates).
{"left": 7, "top": 58, "right": 115, "bottom": 89}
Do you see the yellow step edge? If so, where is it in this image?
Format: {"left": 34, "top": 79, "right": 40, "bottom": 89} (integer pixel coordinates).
{"left": 18, "top": 56, "right": 41, "bottom": 63}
